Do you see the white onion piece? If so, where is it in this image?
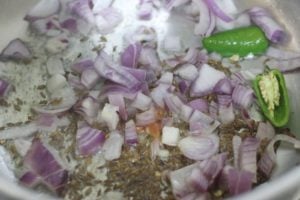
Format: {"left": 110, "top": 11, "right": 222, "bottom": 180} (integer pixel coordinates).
{"left": 75, "top": 96, "right": 99, "bottom": 123}
{"left": 232, "top": 135, "right": 242, "bottom": 168}
{"left": 158, "top": 72, "right": 173, "bottom": 85}
{"left": 139, "top": 47, "right": 162, "bottom": 73}
{"left": 131, "top": 92, "right": 152, "bottom": 111}
{"left": 218, "top": 101, "right": 234, "bottom": 124}
{"left": 266, "top": 47, "right": 300, "bottom": 60}
{"left": 103, "top": 131, "right": 124, "bottom": 161}
{"left": 0, "top": 123, "right": 38, "bottom": 140}
{"left": 125, "top": 120, "right": 138, "bottom": 145}
{"left": 180, "top": 104, "right": 193, "bottom": 122}
{"left": 0, "top": 39, "right": 32, "bottom": 62}
{"left": 150, "top": 83, "right": 172, "bottom": 107}
{"left": 216, "top": 13, "right": 251, "bottom": 31}
{"left": 101, "top": 103, "right": 119, "bottom": 130}
{"left": 14, "top": 138, "right": 32, "bottom": 157}
{"left": 256, "top": 122, "right": 275, "bottom": 142}
{"left": 92, "top": 0, "right": 113, "bottom": 13}
{"left": 94, "top": 7, "right": 123, "bottom": 34}
{"left": 174, "top": 64, "right": 198, "bottom": 81}
{"left": 24, "top": 0, "right": 61, "bottom": 22}
{"left": 165, "top": 0, "right": 189, "bottom": 11}
{"left": 46, "top": 57, "right": 65, "bottom": 75}
{"left": 71, "top": 59, "right": 94, "bottom": 74}
{"left": 81, "top": 68, "right": 100, "bottom": 90}
{"left": 151, "top": 139, "right": 161, "bottom": 160}
{"left": 46, "top": 74, "right": 67, "bottom": 94}
{"left": 45, "top": 35, "right": 69, "bottom": 54}
{"left": 163, "top": 36, "right": 183, "bottom": 54}
{"left": 190, "top": 64, "right": 226, "bottom": 97}
{"left": 266, "top": 57, "right": 300, "bottom": 73}
{"left": 178, "top": 134, "right": 219, "bottom": 160}
{"left": 188, "top": 99, "right": 208, "bottom": 113}
{"left": 162, "top": 126, "right": 180, "bottom": 146}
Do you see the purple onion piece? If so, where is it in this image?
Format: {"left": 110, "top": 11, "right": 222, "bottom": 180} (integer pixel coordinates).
{"left": 239, "top": 137, "right": 260, "bottom": 182}
{"left": 188, "top": 99, "right": 208, "bottom": 113}
{"left": 24, "top": 139, "right": 68, "bottom": 194}
{"left": 94, "top": 52, "right": 141, "bottom": 89}
{"left": 0, "top": 39, "right": 32, "bottom": 62}
{"left": 249, "top": 7, "right": 286, "bottom": 43}
{"left": 0, "top": 79, "right": 12, "bottom": 97}
{"left": 71, "top": 59, "right": 94, "bottom": 74}
{"left": 213, "top": 78, "right": 233, "bottom": 95}
{"left": 108, "top": 94, "right": 128, "bottom": 121}
{"left": 81, "top": 68, "right": 100, "bottom": 90}
{"left": 203, "top": 0, "right": 234, "bottom": 22}
{"left": 20, "top": 171, "right": 39, "bottom": 187}
{"left": 125, "top": 120, "right": 138, "bottom": 145}
{"left": 232, "top": 85, "right": 254, "bottom": 109}
{"left": 136, "top": 106, "right": 157, "bottom": 126}
{"left": 94, "top": 7, "right": 123, "bottom": 35}
{"left": 74, "top": 96, "right": 99, "bottom": 123}
{"left": 76, "top": 125, "right": 105, "bottom": 156}
{"left": 121, "top": 43, "right": 142, "bottom": 68}
{"left": 68, "top": 0, "right": 95, "bottom": 23}
{"left": 138, "top": 0, "right": 154, "bottom": 20}
{"left": 60, "top": 18, "right": 78, "bottom": 33}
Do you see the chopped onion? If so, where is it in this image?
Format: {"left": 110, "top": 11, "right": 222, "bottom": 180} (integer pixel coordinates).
{"left": 266, "top": 47, "right": 300, "bottom": 60}
{"left": 162, "top": 126, "right": 180, "bottom": 146}
{"left": 239, "top": 137, "right": 259, "bottom": 182}
{"left": 0, "top": 79, "right": 12, "bottom": 97}
{"left": 125, "top": 120, "right": 138, "bottom": 145}
{"left": 20, "top": 171, "right": 40, "bottom": 187}
{"left": 131, "top": 91, "right": 152, "bottom": 111}
{"left": 137, "top": 0, "right": 154, "bottom": 20}
{"left": 258, "top": 134, "right": 300, "bottom": 176}
{"left": 190, "top": 64, "right": 226, "bottom": 97}
{"left": 46, "top": 57, "right": 65, "bottom": 75}
{"left": 193, "top": 0, "right": 215, "bottom": 36}
{"left": 24, "top": 0, "right": 61, "bottom": 22}
{"left": 218, "top": 97, "right": 235, "bottom": 124}
{"left": 248, "top": 7, "right": 286, "bottom": 43}
{"left": 232, "top": 135, "right": 242, "bottom": 168}
{"left": 71, "top": 59, "right": 94, "bottom": 74}
{"left": 0, "top": 39, "right": 32, "bottom": 62}
{"left": 108, "top": 94, "right": 128, "bottom": 121}
{"left": 60, "top": 18, "right": 78, "bottom": 33}
{"left": 174, "top": 64, "right": 198, "bottom": 81}
{"left": 163, "top": 36, "right": 183, "bottom": 54}
{"left": 151, "top": 138, "right": 161, "bottom": 160}
{"left": 222, "top": 166, "right": 254, "bottom": 195}
{"left": 232, "top": 85, "right": 253, "bottom": 109}
{"left": 23, "top": 139, "right": 68, "bottom": 194}
{"left": 74, "top": 96, "right": 99, "bottom": 123}
{"left": 256, "top": 121, "right": 275, "bottom": 142}
{"left": 100, "top": 103, "right": 120, "bottom": 130}
{"left": 188, "top": 99, "right": 208, "bottom": 113}
{"left": 203, "top": 0, "right": 237, "bottom": 22}
{"left": 213, "top": 78, "right": 233, "bottom": 95}
{"left": 0, "top": 123, "right": 38, "bottom": 140}
{"left": 136, "top": 106, "right": 157, "bottom": 126}
{"left": 46, "top": 74, "right": 67, "bottom": 94}
{"left": 158, "top": 71, "right": 174, "bottom": 85}
{"left": 102, "top": 131, "right": 124, "bottom": 160}
{"left": 121, "top": 43, "right": 142, "bottom": 68}
{"left": 165, "top": 0, "right": 189, "bottom": 11}
{"left": 45, "top": 35, "right": 69, "bottom": 54}
{"left": 150, "top": 83, "right": 172, "bottom": 107}
{"left": 94, "top": 7, "right": 123, "bottom": 34}
{"left": 94, "top": 52, "right": 141, "bottom": 89}
{"left": 178, "top": 134, "right": 219, "bottom": 160}
{"left": 76, "top": 125, "right": 105, "bottom": 156}
{"left": 68, "top": 0, "right": 95, "bottom": 23}
{"left": 81, "top": 68, "right": 100, "bottom": 90}
{"left": 216, "top": 13, "right": 251, "bottom": 31}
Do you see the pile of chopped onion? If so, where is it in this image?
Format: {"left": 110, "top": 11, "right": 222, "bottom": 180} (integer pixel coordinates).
{"left": 0, "top": 0, "right": 300, "bottom": 199}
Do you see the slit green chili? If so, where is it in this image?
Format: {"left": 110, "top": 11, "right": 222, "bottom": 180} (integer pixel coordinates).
{"left": 252, "top": 69, "right": 290, "bottom": 127}
{"left": 202, "top": 26, "right": 269, "bottom": 57}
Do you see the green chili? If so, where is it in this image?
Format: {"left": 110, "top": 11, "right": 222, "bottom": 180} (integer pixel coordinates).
{"left": 252, "top": 69, "right": 290, "bottom": 127}
{"left": 202, "top": 26, "right": 269, "bottom": 57}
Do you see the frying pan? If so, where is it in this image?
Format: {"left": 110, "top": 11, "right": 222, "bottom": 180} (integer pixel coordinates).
{"left": 0, "top": 0, "right": 300, "bottom": 199}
